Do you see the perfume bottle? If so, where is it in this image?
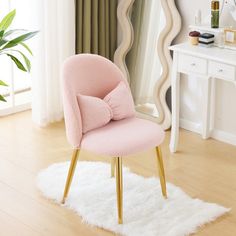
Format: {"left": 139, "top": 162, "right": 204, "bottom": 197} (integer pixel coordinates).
{"left": 211, "top": 0, "right": 219, "bottom": 28}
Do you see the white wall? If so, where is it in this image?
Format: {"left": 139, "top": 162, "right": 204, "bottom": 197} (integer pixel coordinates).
{"left": 175, "top": 0, "right": 236, "bottom": 145}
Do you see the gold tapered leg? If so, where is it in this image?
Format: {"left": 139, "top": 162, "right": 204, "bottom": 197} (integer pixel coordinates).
{"left": 155, "top": 146, "right": 167, "bottom": 199}
{"left": 111, "top": 158, "right": 116, "bottom": 177}
{"left": 62, "top": 149, "right": 80, "bottom": 204}
{"left": 115, "top": 157, "right": 123, "bottom": 224}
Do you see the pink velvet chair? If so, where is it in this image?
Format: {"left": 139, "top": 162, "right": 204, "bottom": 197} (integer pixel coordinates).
{"left": 61, "top": 54, "right": 167, "bottom": 224}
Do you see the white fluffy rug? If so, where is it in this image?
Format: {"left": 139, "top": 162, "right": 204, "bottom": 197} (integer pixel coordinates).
{"left": 37, "top": 161, "right": 229, "bottom": 236}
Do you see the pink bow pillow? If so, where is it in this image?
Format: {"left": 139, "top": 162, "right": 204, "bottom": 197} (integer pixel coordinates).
{"left": 77, "top": 81, "right": 135, "bottom": 133}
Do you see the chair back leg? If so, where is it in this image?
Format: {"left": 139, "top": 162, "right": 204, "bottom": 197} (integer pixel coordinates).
{"left": 62, "top": 149, "right": 80, "bottom": 204}
{"left": 111, "top": 158, "right": 116, "bottom": 177}
{"left": 115, "top": 157, "right": 123, "bottom": 224}
{"left": 155, "top": 146, "right": 167, "bottom": 199}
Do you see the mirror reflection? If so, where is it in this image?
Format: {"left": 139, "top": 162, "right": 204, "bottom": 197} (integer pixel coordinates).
{"left": 127, "top": 0, "right": 165, "bottom": 118}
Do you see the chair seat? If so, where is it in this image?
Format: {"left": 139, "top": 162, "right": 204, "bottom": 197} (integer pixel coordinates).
{"left": 81, "top": 117, "right": 165, "bottom": 157}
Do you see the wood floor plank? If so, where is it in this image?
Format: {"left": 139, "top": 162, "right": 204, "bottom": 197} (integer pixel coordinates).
{"left": 0, "top": 182, "right": 110, "bottom": 236}
{"left": 0, "top": 210, "right": 40, "bottom": 236}
{"left": 0, "top": 111, "right": 236, "bottom": 236}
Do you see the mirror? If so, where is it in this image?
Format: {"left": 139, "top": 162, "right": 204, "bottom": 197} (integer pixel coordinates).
{"left": 127, "top": 0, "right": 165, "bottom": 119}
{"left": 114, "top": 0, "right": 181, "bottom": 130}
{"left": 220, "top": 0, "right": 236, "bottom": 27}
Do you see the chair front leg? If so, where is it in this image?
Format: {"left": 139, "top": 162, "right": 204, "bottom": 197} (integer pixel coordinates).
{"left": 115, "top": 157, "right": 123, "bottom": 224}
{"left": 155, "top": 146, "right": 167, "bottom": 199}
{"left": 111, "top": 158, "right": 116, "bottom": 177}
{"left": 62, "top": 149, "right": 80, "bottom": 204}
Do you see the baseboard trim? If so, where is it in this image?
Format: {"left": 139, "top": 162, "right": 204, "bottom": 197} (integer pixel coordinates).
{"left": 0, "top": 103, "right": 31, "bottom": 117}
{"left": 180, "top": 119, "right": 201, "bottom": 134}
{"left": 180, "top": 118, "right": 236, "bottom": 146}
{"left": 211, "top": 129, "right": 236, "bottom": 146}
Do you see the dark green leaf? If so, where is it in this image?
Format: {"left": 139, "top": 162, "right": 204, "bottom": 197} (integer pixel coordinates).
{"left": 0, "top": 94, "right": 7, "bottom": 102}
{"left": 0, "top": 30, "right": 4, "bottom": 38}
{"left": 0, "top": 38, "right": 7, "bottom": 47}
{"left": 6, "top": 49, "right": 31, "bottom": 71}
{"left": 3, "top": 31, "right": 38, "bottom": 49}
{"left": 0, "top": 80, "right": 8, "bottom": 86}
{"left": 16, "top": 50, "right": 31, "bottom": 71}
{"left": 0, "top": 9, "right": 16, "bottom": 31}
{"left": 7, "top": 53, "right": 27, "bottom": 72}
{"left": 20, "top": 42, "right": 33, "bottom": 55}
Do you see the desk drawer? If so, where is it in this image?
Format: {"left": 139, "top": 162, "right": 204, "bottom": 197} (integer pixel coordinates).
{"left": 178, "top": 54, "right": 207, "bottom": 75}
{"left": 209, "top": 61, "right": 235, "bottom": 81}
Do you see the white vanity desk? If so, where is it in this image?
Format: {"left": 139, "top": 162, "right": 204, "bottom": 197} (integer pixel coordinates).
{"left": 169, "top": 43, "right": 236, "bottom": 153}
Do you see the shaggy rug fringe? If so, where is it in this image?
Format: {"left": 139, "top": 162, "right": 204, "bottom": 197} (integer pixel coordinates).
{"left": 37, "top": 161, "right": 230, "bottom": 236}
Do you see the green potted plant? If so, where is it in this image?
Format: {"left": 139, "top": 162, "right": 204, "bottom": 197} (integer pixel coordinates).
{"left": 0, "top": 9, "right": 38, "bottom": 102}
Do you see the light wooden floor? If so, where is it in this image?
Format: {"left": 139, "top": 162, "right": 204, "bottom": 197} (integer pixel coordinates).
{"left": 0, "top": 111, "right": 236, "bottom": 236}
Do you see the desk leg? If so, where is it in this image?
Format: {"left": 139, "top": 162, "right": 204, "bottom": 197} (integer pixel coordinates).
{"left": 210, "top": 78, "right": 216, "bottom": 132}
{"left": 202, "top": 77, "right": 212, "bottom": 139}
{"left": 170, "top": 52, "right": 180, "bottom": 153}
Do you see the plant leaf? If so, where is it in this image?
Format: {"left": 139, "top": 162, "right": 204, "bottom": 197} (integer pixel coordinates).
{"left": 7, "top": 53, "right": 27, "bottom": 72}
{"left": 0, "top": 94, "right": 7, "bottom": 102}
{"left": 3, "top": 31, "right": 38, "bottom": 49}
{"left": 20, "top": 42, "right": 33, "bottom": 55}
{"left": 20, "top": 52, "right": 31, "bottom": 72}
{"left": 0, "top": 38, "right": 7, "bottom": 47}
{"left": 15, "top": 50, "right": 31, "bottom": 71}
{"left": 3, "top": 29, "right": 27, "bottom": 38}
{"left": 0, "top": 80, "right": 8, "bottom": 86}
{"left": 0, "top": 30, "right": 4, "bottom": 39}
{"left": 4, "top": 49, "right": 31, "bottom": 71}
{"left": 0, "top": 9, "right": 16, "bottom": 31}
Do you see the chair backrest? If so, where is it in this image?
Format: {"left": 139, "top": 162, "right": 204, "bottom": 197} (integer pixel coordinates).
{"left": 62, "top": 54, "right": 127, "bottom": 148}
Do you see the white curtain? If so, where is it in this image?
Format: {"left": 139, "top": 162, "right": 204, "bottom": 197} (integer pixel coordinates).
{"left": 30, "top": 0, "right": 75, "bottom": 126}
{"left": 128, "top": 0, "right": 165, "bottom": 105}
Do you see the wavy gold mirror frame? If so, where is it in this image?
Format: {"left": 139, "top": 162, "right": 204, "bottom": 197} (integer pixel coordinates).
{"left": 114, "top": 0, "right": 181, "bottom": 130}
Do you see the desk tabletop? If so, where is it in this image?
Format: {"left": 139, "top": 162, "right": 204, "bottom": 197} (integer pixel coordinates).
{"left": 169, "top": 43, "right": 236, "bottom": 66}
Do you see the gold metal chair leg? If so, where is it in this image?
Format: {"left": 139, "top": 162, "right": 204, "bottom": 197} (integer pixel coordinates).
{"left": 62, "top": 149, "right": 80, "bottom": 204}
{"left": 111, "top": 158, "right": 116, "bottom": 177}
{"left": 155, "top": 146, "right": 167, "bottom": 199}
{"left": 115, "top": 157, "right": 123, "bottom": 224}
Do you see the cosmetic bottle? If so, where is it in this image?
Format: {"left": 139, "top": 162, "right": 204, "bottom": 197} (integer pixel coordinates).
{"left": 211, "top": 0, "right": 219, "bottom": 28}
